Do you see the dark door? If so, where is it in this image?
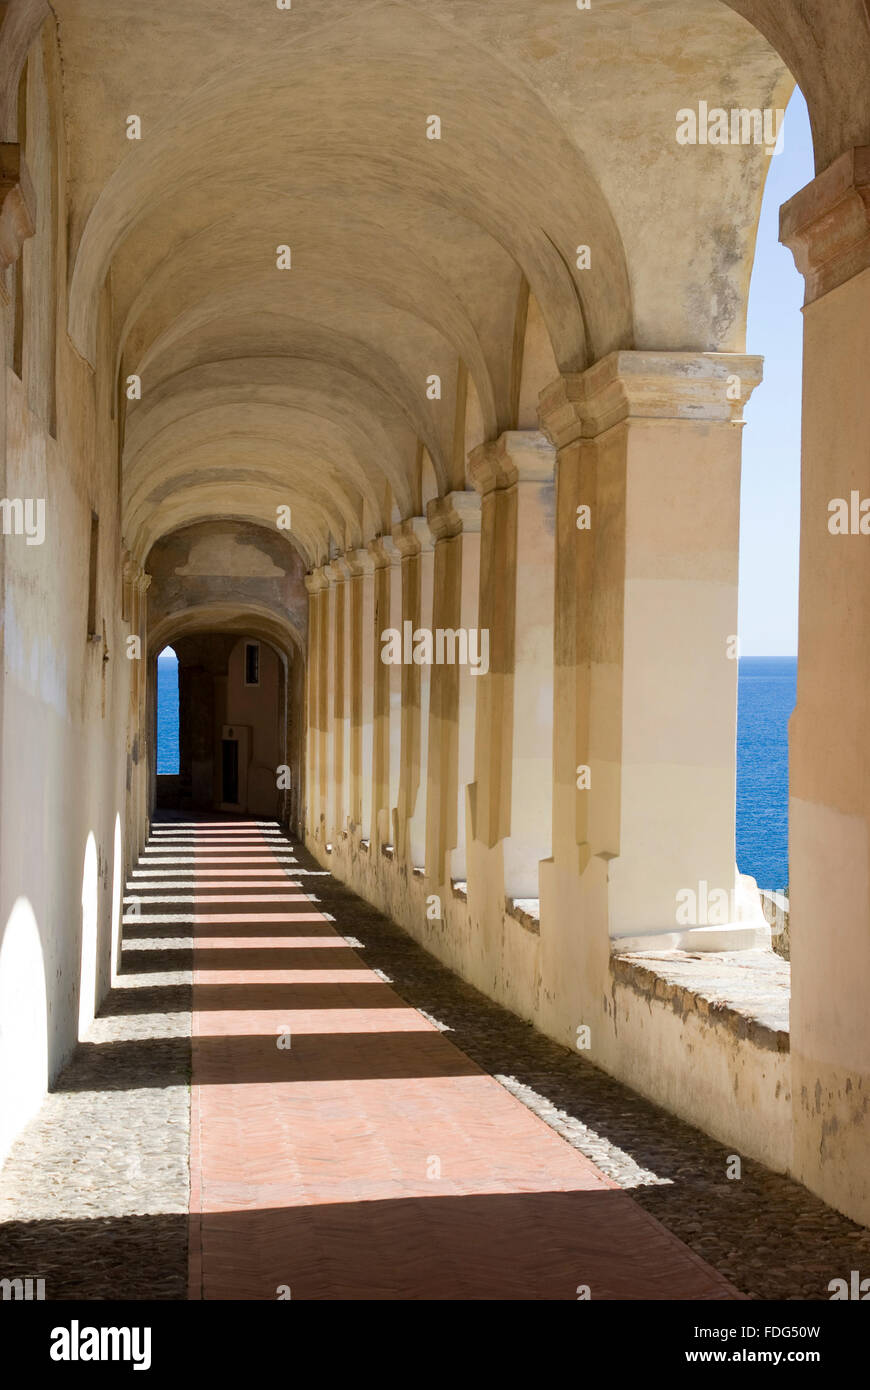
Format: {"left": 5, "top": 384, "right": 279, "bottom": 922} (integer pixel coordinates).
{"left": 222, "top": 738, "right": 239, "bottom": 804}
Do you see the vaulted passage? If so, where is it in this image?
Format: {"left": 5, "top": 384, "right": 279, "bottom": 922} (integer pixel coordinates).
{"left": 3, "top": 0, "right": 870, "bottom": 1304}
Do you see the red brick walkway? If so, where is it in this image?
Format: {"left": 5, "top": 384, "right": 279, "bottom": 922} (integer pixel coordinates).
{"left": 184, "top": 821, "right": 739, "bottom": 1300}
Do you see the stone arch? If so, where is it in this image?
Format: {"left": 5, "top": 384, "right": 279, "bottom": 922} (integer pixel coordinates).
{"left": 147, "top": 601, "right": 307, "bottom": 833}
{"left": 66, "top": 12, "right": 634, "bottom": 376}
{"left": 719, "top": 0, "right": 869, "bottom": 170}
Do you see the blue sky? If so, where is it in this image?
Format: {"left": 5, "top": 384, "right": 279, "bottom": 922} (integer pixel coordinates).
{"left": 737, "top": 88, "right": 814, "bottom": 656}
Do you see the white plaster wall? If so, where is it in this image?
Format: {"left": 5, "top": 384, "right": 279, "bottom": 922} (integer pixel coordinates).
{"left": 0, "top": 375, "right": 131, "bottom": 1167}
{"left": 0, "top": 25, "right": 133, "bottom": 1167}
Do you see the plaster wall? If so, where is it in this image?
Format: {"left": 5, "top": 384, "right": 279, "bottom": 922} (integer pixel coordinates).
{"left": 225, "top": 637, "right": 282, "bottom": 818}
{"left": 788, "top": 266, "right": 870, "bottom": 1226}
{"left": 0, "top": 21, "right": 133, "bottom": 1165}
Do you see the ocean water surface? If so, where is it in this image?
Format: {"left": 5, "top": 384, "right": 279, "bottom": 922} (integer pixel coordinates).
{"left": 736, "top": 656, "right": 796, "bottom": 890}
{"left": 156, "top": 652, "right": 179, "bottom": 775}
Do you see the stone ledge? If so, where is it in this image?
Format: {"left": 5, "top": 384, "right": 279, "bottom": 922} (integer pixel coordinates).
{"left": 505, "top": 896, "right": 541, "bottom": 935}
{"left": 611, "top": 948, "right": 790, "bottom": 1053}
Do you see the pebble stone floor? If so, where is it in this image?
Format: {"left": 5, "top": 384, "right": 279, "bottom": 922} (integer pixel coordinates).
{"left": 0, "top": 815, "right": 868, "bottom": 1300}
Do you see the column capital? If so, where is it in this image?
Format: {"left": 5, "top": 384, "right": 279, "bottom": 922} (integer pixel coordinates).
{"left": 538, "top": 351, "right": 763, "bottom": 447}
{"left": 122, "top": 550, "right": 150, "bottom": 594}
{"left": 304, "top": 566, "right": 330, "bottom": 594}
{"left": 0, "top": 144, "right": 35, "bottom": 299}
{"left": 367, "top": 533, "right": 402, "bottom": 569}
{"left": 391, "top": 515, "right": 434, "bottom": 556}
{"left": 345, "top": 546, "right": 376, "bottom": 577}
{"left": 468, "top": 430, "right": 555, "bottom": 496}
{"left": 324, "top": 556, "right": 353, "bottom": 584}
{"left": 780, "top": 147, "right": 870, "bottom": 305}
{"left": 426, "top": 489, "right": 482, "bottom": 540}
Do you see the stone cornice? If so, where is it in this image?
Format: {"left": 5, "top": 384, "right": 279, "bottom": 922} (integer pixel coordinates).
{"left": 345, "top": 546, "right": 376, "bottom": 577}
{"left": 304, "top": 567, "right": 329, "bottom": 594}
{"left": 121, "top": 550, "right": 150, "bottom": 593}
{"left": 538, "top": 351, "right": 764, "bottom": 447}
{"left": 0, "top": 144, "right": 35, "bottom": 300}
{"left": 468, "top": 430, "right": 555, "bottom": 496}
{"left": 426, "top": 489, "right": 482, "bottom": 540}
{"left": 324, "top": 556, "right": 353, "bottom": 584}
{"left": 367, "top": 533, "right": 401, "bottom": 569}
{"left": 780, "top": 147, "right": 870, "bottom": 305}
{"left": 391, "top": 515, "right": 433, "bottom": 556}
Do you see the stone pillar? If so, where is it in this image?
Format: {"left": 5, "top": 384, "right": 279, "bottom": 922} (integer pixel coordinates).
{"left": 303, "top": 571, "right": 318, "bottom": 838}
{"left": 780, "top": 148, "right": 870, "bottom": 1225}
{"left": 133, "top": 568, "right": 151, "bottom": 856}
{"left": 324, "top": 557, "right": 351, "bottom": 842}
{"left": 304, "top": 567, "right": 328, "bottom": 841}
{"left": 347, "top": 548, "right": 376, "bottom": 837}
{"left": 425, "top": 491, "right": 481, "bottom": 887}
{"left": 392, "top": 516, "right": 435, "bottom": 869}
{"left": 123, "top": 553, "right": 147, "bottom": 863}
{"left": 540, "top": 351, "right": 763, "bottom": 949}
{"left": 316, "top": 558, "right": 333, "bottom": 839}
{"left": 0, "top": 146, "right": 35, "bottom": 871}
{"left": 368, "top": 534, "right": 401, "bottom": 848}
{"left": 468, "top": 431, "right": 556, "bottom": 900}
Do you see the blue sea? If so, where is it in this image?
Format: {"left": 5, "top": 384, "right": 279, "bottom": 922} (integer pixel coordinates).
{"left": 155, "top": 649, "right": 795, "bottom": 888}
{"left": 736, "top": 656, "right": 795, "bottom": 890}
{"left": 156, "top": 653, "right": 180, "bottom": 775}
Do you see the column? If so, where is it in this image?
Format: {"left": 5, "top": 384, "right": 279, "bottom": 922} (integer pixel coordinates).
{"left": 324, "top": 557, "right": 351, "bottom": 842}
{"left": 319, "top": 565, "right": 334, "bottom": 841}
{"left": 393, "top": 516, "right": 435, "bottom": 869}
{"left": 425, "top": 491, "right": 481, "bottom": 887}
{"left": 780, "top": 148, "right": 870, "bottom": 1225}
{"left": 368, "top": 534, "right": 401, "bottom": 849}
{"left": 133, "top": 568, "right": 151, "bottom": 855}
{"left": 539, "top": 351, "right": 763, "bottom": 947}
{"left": 304, "top": 567, "right": 328, "bottom": 841}
{"left": 468, "top": 431, "right": 556, "bottom": 900}
{"left": 303, "top": 571, "right": 318, "bottom": 838}
{"left": 346, "top": 548, "right": 376, "bottom": 837}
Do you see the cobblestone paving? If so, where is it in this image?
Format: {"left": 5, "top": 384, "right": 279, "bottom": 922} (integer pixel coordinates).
{"left": 299, "top": 845, "right": 870, "bottom": 1302}
{"left": 1, "top": 817, "right": 869, "bottom": 1301}
{"left": 0, "top": 845, "right": 192, "bottom": 1299}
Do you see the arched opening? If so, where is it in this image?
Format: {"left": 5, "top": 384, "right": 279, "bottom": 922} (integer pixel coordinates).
{"left": 736, "top": 87, "right": 814, "bottom": 943}
{"left": 152, "top": 631, "right": 288, "bottom": 820}
{"left": 156, "top": 644, "right": 179, "bottom": 775}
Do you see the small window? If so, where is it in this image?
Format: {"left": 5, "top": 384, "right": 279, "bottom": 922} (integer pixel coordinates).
{"left": 12, "top": 62, "right": 28, "bottom": 381}
{"left": 245, "top": 641, "right": 260, "bottom": 686}
{"left": 86, "top": 512, "right": 99, "bottom": 640}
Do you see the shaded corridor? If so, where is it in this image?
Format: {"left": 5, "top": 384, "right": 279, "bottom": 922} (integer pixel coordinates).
{"left": 182, "top": 821, "right": 736, "bottom": 1300}
{"left": 2, "top": 816, "right": 869, "bottom": 1300}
